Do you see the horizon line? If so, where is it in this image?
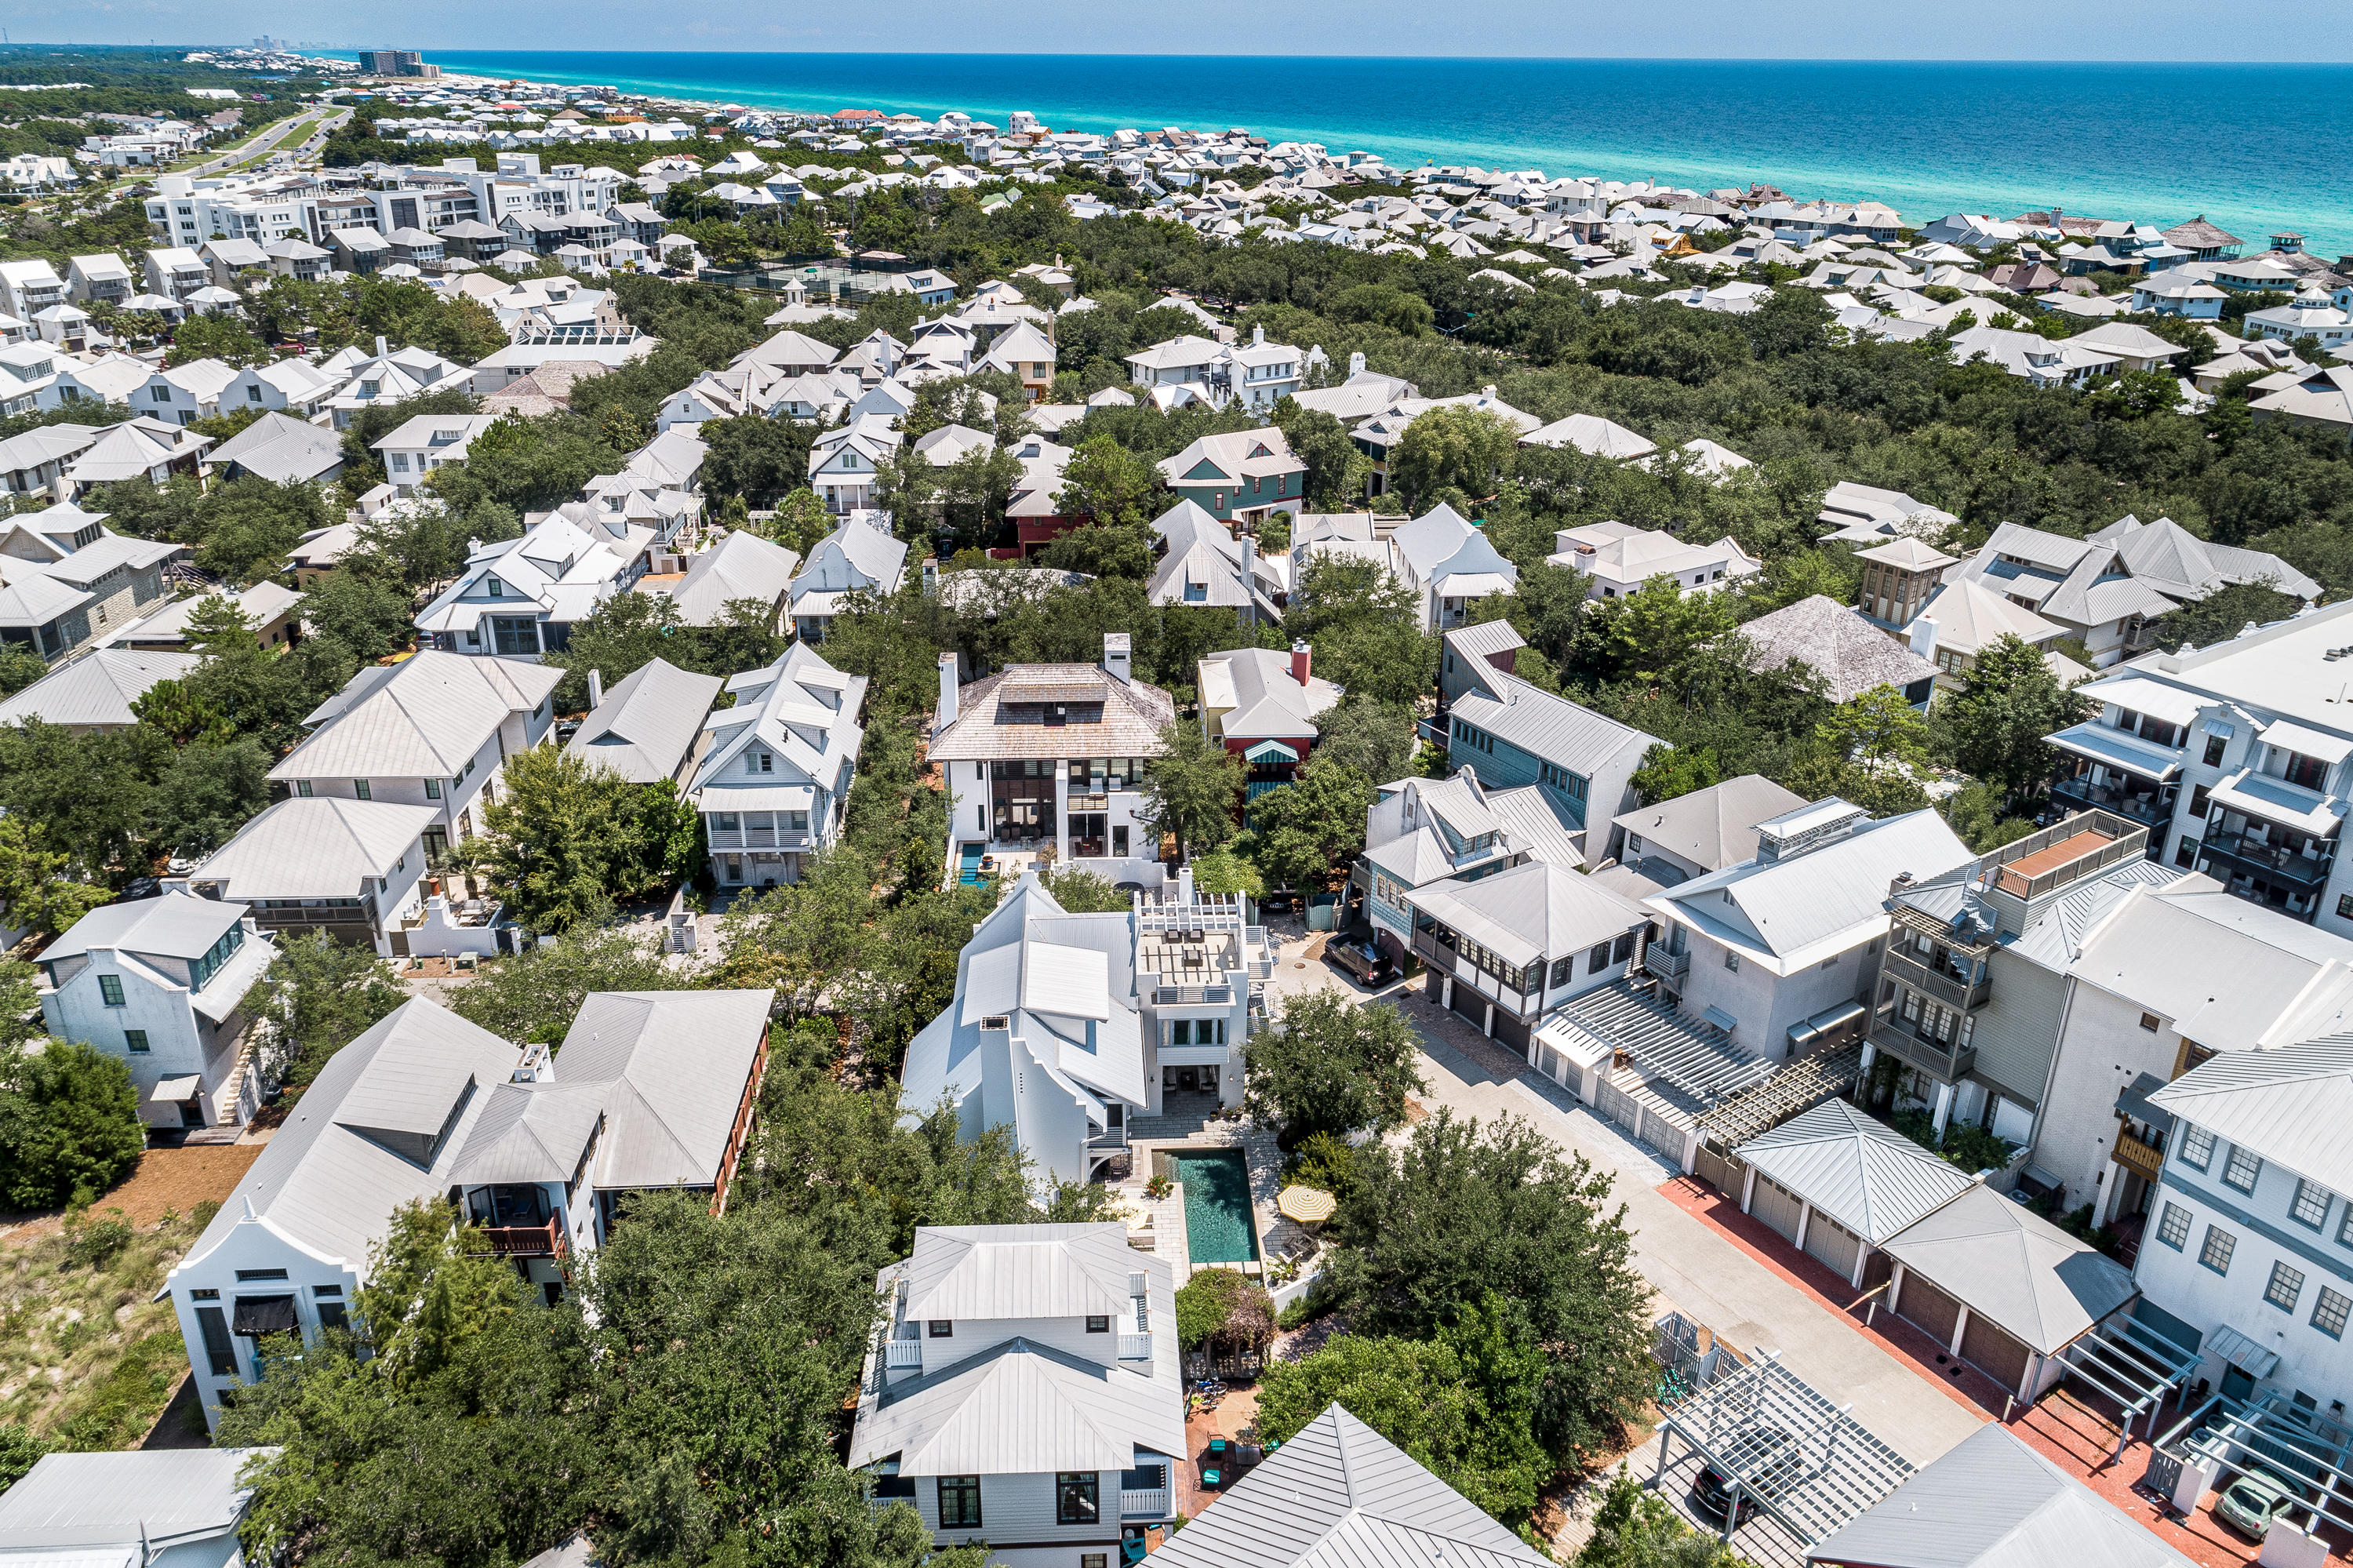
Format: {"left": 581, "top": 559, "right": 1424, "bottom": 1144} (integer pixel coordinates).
{"left": 10, "top": 44, "right": 2353, "bottom": 65}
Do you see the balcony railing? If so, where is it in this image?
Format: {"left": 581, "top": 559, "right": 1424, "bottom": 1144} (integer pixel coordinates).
{"left": 2111, "top": 1117, "right": 2166, "bottom": 1184}
{"left": 1878, "top": 948, "right": 1991, "bottom": 1013}
{"left": 2200, "top": 828, "right": 2337, "bottom": 887}
{"left": 1089, "top": 1127, "right": 1129, "bottom": 1151}
{"left": 1152, "top": 984, "right": 1235, "bottom": 1005}
{"left": 1118, "top": 1332, "right": 1152, "bottom": 1361}
{"left": 1121, "top": 1488, "right": 1172, "bottom": 1519}
{"left": 471, "top": 1216, "right": 564, "bottom": 1257}
{"left": 2050, "top": 776, "right": 2173, "bottom": 830}
{"left": 1867, "top": 1019, "right": 1975, "bottom": 1084}
{"left": 1643, "top": 947, "right": 1690, "bottom": 984}
{"left": 885, "top": 1338, "right": 924, "bottom": 1370}
{"left": 707, "top": 826, "right": 815, "bottom": 851}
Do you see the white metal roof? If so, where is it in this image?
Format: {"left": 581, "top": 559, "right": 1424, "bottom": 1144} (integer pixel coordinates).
{"left": 1878, "top": 1183, "right": 2136, "bottom": 1355}
{"left": 1736, "top": 1100, "right": 1973, "bottom": 1245}
{"left": 0, "top": 1450, "right": 276, "bottom": 1552}
{"left": 189, "top": 797, "right": 438, "bottom": 899}
{"left": 558, "top": 990, "right": 774, "bottom": 1189}
{"left": 902, "top": 1223, "right": 1142, "bottom": 1321}
{"left": 2148, "top": 1032, "right": 2353, "bottom": 1196}
{"left": 847, "top": 1336, "right": 1181, "bottom": 1476}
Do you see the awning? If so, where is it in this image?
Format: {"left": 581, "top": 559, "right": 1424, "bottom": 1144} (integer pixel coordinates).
{"left": 1787, "top": 999, "right": 1867, "bottom": 1050}
{"left": 1242, "top": 738, "right": 1298, "bottom": 763}
{"left": 231, "top": 1295, "right": 298, "bottom": 1336}
{"left": 698, "top": 784, "right": 814, "bottom": 813}
{"left": 2076, "top": 674, "right": 2206, "bottom": 729}
{"left": 2209, "top": 768, "right": 2346, "bottom": 838}
{"left": 2047, "top": 722, "right": 2182, "bottom": 781}
{"left": 2113, "top": 1072, "right": 2176, "bottom": 1133}
{"left": 2202, "top": 717, "right": 2237, "bottom": 739}
{"left": 2207, "top": 1322, "right": 2281, "bottom": 1379}
{"left": 147, "top": 1075, "right": 202, "bottom": 1104}
{"left": 2260, "top": 718, "right": 2353, "bottom": 766}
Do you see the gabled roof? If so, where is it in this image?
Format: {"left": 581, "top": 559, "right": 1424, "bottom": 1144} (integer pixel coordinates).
{"left": 1907, "top": 577, "right": 2063, "bottom": 656}
{"left": 663, "top": 529, "right": 799, "bottom": 626}
{"left": 1148, "top": 1404, "right": 1551, "bottom": 1568}
{"left": 1521, "top": 410, "right": 1657, "bottom": 459}
{"left": 1738, "top": 1100, "right": 1975, "bottom": 1244}
{"left": 1879, "top": 1181, "right": 2136, "bottom": 1355}
{"left": 205, "top": 409, "right": 342, "bottom": 482}
{"left": 1449, "top": 668, "right": 1653, "bottom": 782}
{"left": 2065, "top": 882, "right": 2353, "bottom": 1053}
{"left": 1198, "top": 646, "right": 1341, "bottom": 741}
{"left": 1806, "top": 1423, "right": 2199, "bottom": 1568}
{"left": 2148, "top": 1032, "right": 2353, "bottom": 1195}
{"left": 848, "top": 1333, "right": 1184, "bottom": 1476}
{"left": 0, "top": 1450, "right": 275, "bottom": 1553}
{"left": 558, "top": 989, "right": 775, "bottom": 1189}
{"left": 191, "top": 796, "right": 437, "bottom": 899}
{"left": 1402, "top": 858, "right": 1645, "bottom": 970}
{"left": 447, "top": 1080, "right": 606, "bottom": 1186}
{"left": 566, "top": 656, "right": 722, "bottom": 784}
{"left": 1613, "top": 775, "right": 1809, "bottom": 875}
{"left": 271, "top": 651, "right": 562, "bottom": 781}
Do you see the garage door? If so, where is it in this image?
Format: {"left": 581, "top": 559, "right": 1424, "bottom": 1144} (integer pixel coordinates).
{"left": 1493, "top": 1010, "right": 1532, "bottom": 1052}
{"left": 1638, "top": 1113, "right": 1685, "bottom": 1162}
{"left": 1897, "top": 1274, "right": 1964, "bottom": 1350}
{"left": 1751, "top": 1177, "right": 1806, "bottom": 1245}
{"left": 1449, "top": 977, "right": 1488, "bottom": 1030}
{"left": 1803, "top": 1212, "right": 1864, "bottom": 1284}
{"left": 1960, "top": 1312, "right": 2033, "bottom": 1396}
{"left": 1595, "top": 1080, "right": 1642, "bottom": 1136}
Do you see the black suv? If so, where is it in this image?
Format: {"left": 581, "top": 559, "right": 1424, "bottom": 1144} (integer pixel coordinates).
{"left": 1692, "top": 1425, "right": 1806, "bottom": 1526}
{"left": 1327, "top": 939, "right": 1395, "bottom": 988}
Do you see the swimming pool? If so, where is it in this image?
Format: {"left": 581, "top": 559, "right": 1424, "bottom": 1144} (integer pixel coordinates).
{"left": 1173, "top": 1149, "right": 1260, "bottom": 1264}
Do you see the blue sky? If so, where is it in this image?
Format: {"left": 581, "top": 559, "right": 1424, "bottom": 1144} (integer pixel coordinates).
{"left": 12, "top": 0, "right": 2353, "bottom": 60}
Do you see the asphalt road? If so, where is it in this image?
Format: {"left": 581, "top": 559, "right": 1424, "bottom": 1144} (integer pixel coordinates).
{"left": 182, "top": 107, "right": 351, "bottom": 176}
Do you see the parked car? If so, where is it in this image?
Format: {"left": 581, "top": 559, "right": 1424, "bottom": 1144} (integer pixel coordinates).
{"left": 1326, "top": 938, "right": 1395, "bottom": 988}
{"left": 2216, "top": 1468, "right": 2301, "bottom": 1540}
{"left": 1692, "top": 1424, "right": 1806, "bottom": 1527}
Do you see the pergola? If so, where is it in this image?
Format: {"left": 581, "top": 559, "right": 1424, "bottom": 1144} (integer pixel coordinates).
{"left": 2053, "top": 1310, "right": 2202, "bottom": 1456}
{"left": 2163, "top": 1390, "right": 2353, "bottom": 1537}
{"left": 1653, "top": 1350, "right": 1915, "bottom": 1548}
{"left": 1696, "top": 1039, "right": 1866, "bottom": 1151}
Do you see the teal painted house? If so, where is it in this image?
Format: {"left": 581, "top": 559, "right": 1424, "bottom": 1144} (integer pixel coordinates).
{"left": 1444, "top": 664, "right": 1660, "bottom": 868}
{"left": 1155, "top": 427, "right": 1307, "bottom": 526}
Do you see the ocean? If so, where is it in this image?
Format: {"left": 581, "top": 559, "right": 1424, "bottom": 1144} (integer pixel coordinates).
{"left": 384, "top": 54, "right": 2353, "bottom": 257}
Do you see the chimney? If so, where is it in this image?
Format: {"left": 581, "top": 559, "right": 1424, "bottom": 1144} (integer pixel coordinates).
{"left": 1252, "top": 324, "right": 1265, "bottom": 345}
{"left": 1907, "top": 617, "right": 1938, "bottom": 660}
{"left": 1348, "top": 350, "right": 1365, "bottom": 376}
{"left": 1102, "top": 631, "right": 1132, "bottom": 685}
{"left": 1238, "top": 533, "right": 1257, "bottom": 598}
{"left": 1177, "top": 864, "right": 1195, "bottom": 905}
{"left": 374, "top": 334, "right": 387, "bottom": 358}
{"left": 937, "top": 650, "right": 961, "bottom": 727}
{"left": 1290, "top": 641, "right": 1311, "bottom": 686}
{"left": 587, "top": 668, "right": 603, "bottom": 709}
{"left": 1482, "top": 384, "right": 1497, "bottom": 401}
{"left": 921, "top": 555, "right": 940, "bottom": 592}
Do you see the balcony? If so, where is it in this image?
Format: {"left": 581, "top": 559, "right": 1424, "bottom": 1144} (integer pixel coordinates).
{"left": 707, "top": 825, "right": 814, "bottom": 851}
{"left": 470, "top": 1216, "right": 564, "bottom": 1257}
{"left": 1643, "top": 947, "right": 1690, "bottom": 984}
{"left": 1878, "top": 948, "right": 1991, "bottom": 1013}
{"left": 2199, "top": 825, "right": 2337, "bottom": 888}
{"left": 2049, "top": 775, "right": 2174, "bottom": 833}
{"left": 2111, "top": 1117, "right": 2166, "bottom": 1184}
{"left": 1118, "top": 1332, "right": 1152, "bottom": 1360}
{"left": 1152, "top": 984, "right": 1235, "bottom": 1006}
{"left": 885, "top": 1338, "right": 924, "bottom": 1370}
{"left": 1867, "top": 1019, "right": 1975, "bottom": 1084}
{"left": 1120, "top": 1488, "right": 1172, "bottom": 1519}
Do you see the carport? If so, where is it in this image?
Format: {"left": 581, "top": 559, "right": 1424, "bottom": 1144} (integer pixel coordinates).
{"left": 2160, "top": 1388, "right": 2353, "bottom": 1541}
{"left": 1878, "top": 1182, "right": 2140, "bottom": 1408}
{"left": 1733, "top": 1101, "right": 1975, "bottom": 1291}
{"left": 1653, "top": 1350, "right": 1916, "bottom": 1549}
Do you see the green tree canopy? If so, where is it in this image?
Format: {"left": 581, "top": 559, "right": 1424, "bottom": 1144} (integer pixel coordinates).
{"left": 254, "top": 930, "right": 406, "bottom": 1089}
{"left": 1245, "top": 988, "right": 1424, "bottom": 1148}
{"left": 1139, "top": 721, "right": 1243, "bottom": 861}
{"left": 1942, "top": 633, "right": 2089, "bottom": 803}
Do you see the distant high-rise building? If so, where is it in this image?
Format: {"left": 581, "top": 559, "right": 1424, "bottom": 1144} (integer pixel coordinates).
{"left": 358, "top": 49, "right": 427, "bottom": 76}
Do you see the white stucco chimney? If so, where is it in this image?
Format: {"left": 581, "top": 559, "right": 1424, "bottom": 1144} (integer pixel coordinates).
{"left": 1102, "top": 632, "right": 1132, "bottom": 685}
{"left": 374, "top": 334, "right": 387, "bottom": 358}
{"left": 1908, "top": 617, "right": 1938, "bottom": 660}
{"left": 587, "top": 668, "right": 604, "bottom": 709}
{"left": 937, "top": 651, "right": 961, "bottom": 727}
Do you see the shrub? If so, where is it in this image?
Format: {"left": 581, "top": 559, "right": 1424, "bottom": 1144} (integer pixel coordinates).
{"left": 1287, "top": 1130, "right": 1358, "bottom": 1199}
{"left": 0, "top": 1041, "right": 144, "bottom": 1211}
{"left": 1174, "top": 1267, "right": 1275, "bottom": 1352}
{"left": 63, "top": 1212, "right": 133, "bottom": 1270}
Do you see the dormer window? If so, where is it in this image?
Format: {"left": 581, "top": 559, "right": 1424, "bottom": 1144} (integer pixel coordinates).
{"left": 486, "top": 576, "right": 504, "bottom": 597}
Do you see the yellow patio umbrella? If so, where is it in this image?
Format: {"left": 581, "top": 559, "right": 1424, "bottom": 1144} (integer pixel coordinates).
{"left": 1276, "top": 1184, "right": 1337, "bottom": 1224}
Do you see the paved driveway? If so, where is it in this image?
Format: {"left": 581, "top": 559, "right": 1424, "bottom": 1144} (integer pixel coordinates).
{"left": 1264, "top": 937, "right": 1985, "bottom": 1468}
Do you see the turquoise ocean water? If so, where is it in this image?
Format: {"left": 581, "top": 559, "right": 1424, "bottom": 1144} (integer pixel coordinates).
{"left": 378, "top": 54, "right": 2353, "bottom": 257}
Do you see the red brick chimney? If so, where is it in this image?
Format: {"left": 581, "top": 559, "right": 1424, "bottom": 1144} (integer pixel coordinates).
{"left": 1290, "top": 641, "right": 1311, "bottom": 686}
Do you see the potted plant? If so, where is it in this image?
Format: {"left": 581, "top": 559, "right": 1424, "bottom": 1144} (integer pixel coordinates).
{"left": 1146, "top": 1173, "right": 1173, "bottom": 1200}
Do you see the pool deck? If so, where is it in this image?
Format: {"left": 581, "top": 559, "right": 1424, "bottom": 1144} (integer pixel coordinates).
{"left": 1121, "top": 1116, "right": 1312, "bottom": 1289}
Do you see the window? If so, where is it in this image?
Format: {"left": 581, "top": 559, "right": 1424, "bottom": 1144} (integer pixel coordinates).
{"left": 425, "top": 777, "right": 442, "bottom": 800}
{"left": 1082, "top": 1557, "right": 1107, "bottom": 1568}
{"left": 2157, "top": 1201, "right": 2191, "bottom": 1250}
{"left": 235, "top": 1268, "right": 288, "bottom": 1282}
{"left": 2140, "top": 1012, "right": 2162, "bottom": 1032}
{"left": 1085, "top": 1314, "right": 1110, "bottom": 1333}
{"left": 317, "top": 1301, "right": 347, "bottom": 1330}
{"left": 2294, "top": 1180, "right": 2333, "bottom": 1229}
{"left": 2286, "top": 752, "right": 2328, "bottom": 791}
{"left": 2224, "top": 1144, "right": 2264, "bottom": 1193}
{"left": 2199, "top": 1224, "right": 2236, "bottom": 1275}
{"left": 1613, "top": 932, "right": 1635, "bottom": 964}
{"left": 195, "top": 1305, "right": 236, "bottom": 1376}
{"left": 1056, "top": 1472, "right": 1100, "bottom": 1525}
{"left": 297, "top": 780, "right": 314, "bottom": 797}
{"left": 124, "top": 1029, "right": 149, "bottom": 1054}
{"left": 2315, "top": 1287, "right": 2353, "bottom": 1340}
{"left": 486, "top": 575, "right": 504, "bottom": 597}
{"left": 1589, "top": 941, "right": 1611, "bottom": 973}
{"left": 353, "top": 779, "right": 371, "bottom": 801}
{"left": 936, "top": 1475, "right": 982, "bottom": 1530}
{"left": 2189, "top": 784, "right": 2212, "bottom": 818}
{"left": 97, "top": 975, "right": 124, "bottom": 1007}
{"left": 927, "top": 1319, "right": 952, "bottom": 1338}
{"left": 2181, "top": 1125, "right": 2215, "bottom": 1170}
{"left": 2205, "top": 734, "right": 2228, "bottom": 767}
{"left": 1550, "top": 955, "right": 1574, "bottom": 987}
{"left": 1723, "top": 950, "right": 1740, "bottom": 972}
{"left": 2267, "top": 1260, "right": 2306, "bottom": 1312}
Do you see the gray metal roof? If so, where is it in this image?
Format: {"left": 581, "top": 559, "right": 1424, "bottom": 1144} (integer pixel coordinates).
{"left": 664, "top": 529, "right": 799, "bottom": 627}
{"left": 0, "top": 1449, "right": 277, "bottom": 1551}
{"left": 1804, "top": 1422, "right": 2199, "bottom": 1568}
{"left": 1443, "top": 617, "right": 1526, "bottom": 661}
{"left": 1148, "top": 1403, "right": 1551, "bottom": 1568}
{"left": 1402, "top": 858, "right": 1645, "bottom": 970}
{"left": 903, "top": 1223, "right": 1149, "bottom": 1325}
{"left": 846, "top": 1335, "right": 1184, "bottom": 1477}
{"left": 1879, "top": 1182, "right": 2136, "bottom": 1355}
{"left": 1613, "top": 774, "right": 1808, "bottom": 875}
{"left": 0, "top": 647, "right": 198, "bottom": 730}
{"left": 2148, "top": 1032, "right": 2353, "bottom": 1196}
{"left": 44, "top": 887, "right": 244, "bottom": 964}
{"left": 272, "top": 650, "right": 562, "bottom": 782}
{"left": 1450, "top": 670, "right": 1654, "bottom": 779}
{"left": 558, "top": 990, "right": 773, "bottom": 1189}
{"left": 1482, "top": 784, "right": 1585, "bottom": 868}
{"left": 566, "top": 657, "right": 722, "bottom": 784}
{"left": 190, "top": 797, "right": 439, "bottom": 900}
{"left": 1737, "top": 1100, "right": 1974, "bottom": 1245}
{"left": 449, "top": 1080, "right": 606, "bottom": 1186}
